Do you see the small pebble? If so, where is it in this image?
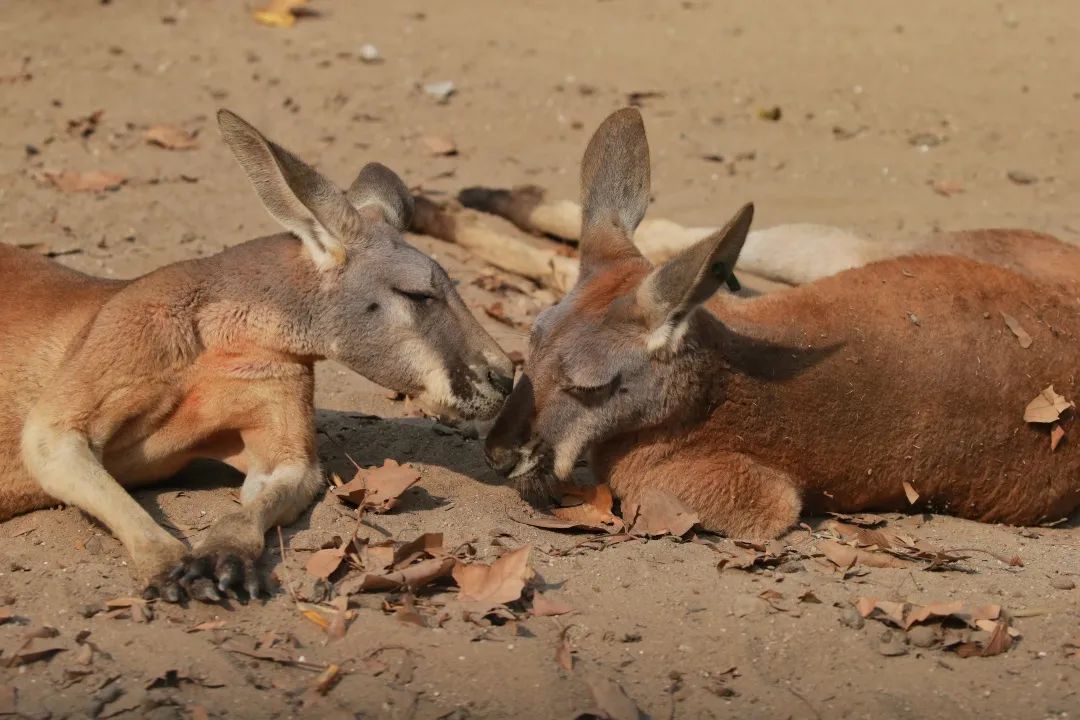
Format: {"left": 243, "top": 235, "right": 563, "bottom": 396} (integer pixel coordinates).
{"left": 423, "top": 80, "right": 456, "bottom": 104}
{"left": 1006, "top": 169, "right": 1038, "bottom": 185}
{"left": 1050, "top": 577, "right": 1075, "bottom": 590}
{"left": 907, "top": 625, "right": 938, "bottom": 648}
{"left": 777, "top": 560, "right": 804, "bottom": 573}
{"left": 359, "top": 43, "right": 382, "bottom": 64}
{"left": 840, "top": 607, "right": 865, "bottom": 629}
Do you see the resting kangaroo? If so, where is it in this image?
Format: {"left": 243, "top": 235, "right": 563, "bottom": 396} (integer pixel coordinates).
{"left": 1, "top": 110, "right": 513, "bottom": 601}
{"left": 485, "top": 108, "right": 1079, "bottom": 539}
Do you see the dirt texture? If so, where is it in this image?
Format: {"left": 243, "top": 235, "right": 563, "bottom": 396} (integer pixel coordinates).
{"left": 1, "top": 2, "right": 1078, "bottom": 719}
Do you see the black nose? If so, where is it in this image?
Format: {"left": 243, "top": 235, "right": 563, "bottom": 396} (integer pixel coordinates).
{"left": 484, "top": 442, "right": 519, "bottom": 476}
{"left": 487, "top": 368, "right": 514, "bottom": 396}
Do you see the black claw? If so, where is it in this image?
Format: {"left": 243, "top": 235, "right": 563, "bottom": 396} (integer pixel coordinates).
{"left": 188, "top": 577, "right": 222, "bottom": 603}
{"left": 163, "top": 583, "right": 182, "bottom": 604}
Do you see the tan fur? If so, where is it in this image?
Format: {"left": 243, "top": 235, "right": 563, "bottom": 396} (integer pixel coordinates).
{"left": 2, "top": 111, "right": 512, "bottom": 598}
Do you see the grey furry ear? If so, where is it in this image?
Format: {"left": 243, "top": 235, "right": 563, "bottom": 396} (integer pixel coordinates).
{"left": 639, "top": 203, "right": 754, "bottom": 353}
{"left": 218, "top": 109, "right": 357, "bottom": 270}
{"left": 577, "top": 108, "right": 649, "bottom": 271}
{"left": 345, "top": 162, "right": 414, "bottom": 231}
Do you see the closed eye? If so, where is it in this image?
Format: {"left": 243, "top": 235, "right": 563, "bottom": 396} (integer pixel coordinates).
{"left": 394, "top": 288, "right": 438, "bottom": 304}
{"left": 561, "top": 375, "right": 620, "bottom": 402}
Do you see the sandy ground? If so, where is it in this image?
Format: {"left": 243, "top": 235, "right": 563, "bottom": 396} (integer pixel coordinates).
{"left": 1, "top": 1, "right": 1078, "bottom": 718}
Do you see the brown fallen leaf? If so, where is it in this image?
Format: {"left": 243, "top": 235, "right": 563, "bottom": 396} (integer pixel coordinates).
{"left": 311, "top": 664, "right": 341, "bottom": 695}
{"left": 624, "top": 488, "right": 699, "bottom": 537}
{"left": 551, "top": 484, "right": 624, "bottom": 533}
{"left": 555, "top": 625, "right": 574, "bottom": 671}
{"left": 0, "top": 609, "right": 15, "bottom": 625}
{"left": 326, "top": 597, "right": 350, "bottom": 641}
{"left": 798, "top": 590, "right": 822, "bottom": 604}
{"left": 585, "top": 675, "right": 641, "bottom": 720}
{"left": 306, "top": 545, "right": 347, "bottom": 580}
{"left": 253, "top": 0, "right": 308, "bottom": 27}
{"left": 453, "top": 545, "right": 534, "bottom": 605}
{"left": 190, "top": 705, "right": 210, "bottom": 720}
{"left": 186, "top": 620, "right": 227, "bottom": 633}
{"left": 333, "top": 458, "right": 420, "bottom": 512}
{"left": 4, "top": 637, "right": 68, "bottom": 666}
{"left": 421, "top": 135, "right": 458, "bottom": 156}
{"left": 931, "top": 179, "right": 965, "bottom": 197}
{"left": 1024, "top": 385, "right": 1074, "bottom": 424}
{"left": 392, "top": 532, "right": 447, "bottom": 568}
{"left": 902, "top": 480, "right": 920, "bottom": 504}
{"left": 145, "top": 125, "right": 198, "bottom": 150}
{"left": 532, "top": 592, "right": 574, "bottom": 617}
{"left": 818, "top": 540, "right": 857, "bottom": 570}
{"left": 40, "top": 170, "right": 125, "bottom": 193}
{"left": 1050, "top": 424, "right": 1065, "bottom": 451}
{"left": 1000, "top": 312, "right": 1032, "bottom": 349}
{"left": 339, "top": 556, "right": 455, "bottom": 594}
{"left": 827, "top": 512, "right": 888, "bottom": 527}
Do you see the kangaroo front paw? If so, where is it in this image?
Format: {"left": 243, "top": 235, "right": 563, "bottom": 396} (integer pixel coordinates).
{"left": 168, "top": 552, "right": 262, "bottom": 603}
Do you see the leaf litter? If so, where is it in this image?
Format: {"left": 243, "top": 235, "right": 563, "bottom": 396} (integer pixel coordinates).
{"left": 855, "top": 597, "right": 1019, "bottom": 658}
{"left": 332, "top": 458, "right": 421, "bottom": 512}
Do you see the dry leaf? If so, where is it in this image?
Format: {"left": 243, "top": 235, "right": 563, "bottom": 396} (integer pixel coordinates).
{"left": 1024, "top": 385, "right": 1074, "bottom": 424}
{"left": 253, "top": 0, "right": 308, "bottom": 27}
{"left": 333, "top": 459, "right": 420, "bottom": 512}
{"left": 931, "top": 179, "right": 965, "bottom": 197}
{"left": 624, "top": 488, "right": 699, "bottom": 537}
{"left": 186, "top": 620, "right": 227, "bottom": 633}
{"left": 340, "top": 556, "right": 454, "bottom": 594}
{"left": 818, "top": 540, "right": 857, "bottom": 570}
{"left": 189, "top": 705, "right": 210, "bottom": 720}
{"left": 902, "top": 480, "right": 920, "bottom": 504}
{"left": 453, "top": 545, "right": 533, "bottom": 605}
{"left": 311, "top": 664, "right": 341, "bottom": 695}
{"left": 1000, "top": 312, "right": 1032, "bottom": 349}
{"left": 145, "top": 125, "right": 198, "bottom": 150}
{"left": 585, "top": 675, "right": 641, "bottom": 720}
{"left": 421, "top": 135, "right": 457, "bottom": 156}
{"left": 326, "top": 597, "right": 350, "bottom": 641}
{"left": 555, "top": 625, "right": 574, "bottom": 671}
{"left": 549, "top": 484, "right": 624, "bottom": 533}
{"left": 532, "top": 592, "right": 574, "bottom": 617}
{"left": 306, "top": 546, "right": 346, "bottom": 580}
{"left": 1050, "top": 424, "right": 1065, "bottom": 451}
{"left": 5, "top": 637, "right": 68, "bottom": 666}
{"left": 41, "top": 170, "right": 125, "bottom": 193}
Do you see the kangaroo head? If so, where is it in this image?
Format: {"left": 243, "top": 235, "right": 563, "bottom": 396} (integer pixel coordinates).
{"left": 218, "top": 110, "right": 513, "bottom": 419}
{"left": 484, "top": 108, "right": 753, "bottom": 499}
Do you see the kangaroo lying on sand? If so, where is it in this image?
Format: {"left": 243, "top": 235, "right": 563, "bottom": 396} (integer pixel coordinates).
{"left": 1, "top": 111, "right": 513, "bottom": 601}
{"left": 484, "top": 108, "right": 1079, "bottom": 539}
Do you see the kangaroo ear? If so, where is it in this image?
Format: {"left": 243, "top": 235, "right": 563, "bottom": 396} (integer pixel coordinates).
{"left": 345, "top": 162, "right": 414, "bottom": 231}
{"left": 218, "top": 109, "right": 358, "bottom": 271}
{"left": 577, "top": 108, "right": 649, "bottom": 273}
{"left": 639, "top": 203, "right": 754, "bottom": 354}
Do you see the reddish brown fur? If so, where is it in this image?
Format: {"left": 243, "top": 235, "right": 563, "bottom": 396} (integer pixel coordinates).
{"left": 593, "top": 250, "right": 1079, "bottom": 537}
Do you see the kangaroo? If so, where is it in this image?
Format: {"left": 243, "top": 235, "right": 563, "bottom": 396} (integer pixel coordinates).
{"left": 484, "top": 108, "right": 1079, "bottom": 539}
{"left": 1, "top": 110, "right": 514, "bottom": 602}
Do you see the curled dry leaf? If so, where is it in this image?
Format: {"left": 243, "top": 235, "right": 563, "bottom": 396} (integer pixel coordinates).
{"left": 421, "top": 135, "right": 458, "bottom": 156}
{"left": 145, "top": 125, "right": 198, "bottom": 150}
{"left": 1050, "top": 424, "right": 1065, "bottom": 451}
{"left": 453, "top": 545, "right": 534, "bottom": 606}
{"left": 253, "top": 0, "right": 308, "bottom": 27}
{"left": 338, "top": 532, "right": 454, "bottom": 594}
{"left": 1000, "top": 312, "right": 1032, "bottom": 349}
{"left": 333, "top": 458, "right": 421, "bottom": 512}
{"left": 1024, "top": 385, "right": 1074, "bottom": 424}
{"left": 555, "top": 625, "right": 574, "bottom": 671}
{"left": 585, "top": 675, "right": 641, "bottom": 720}
{"left": 40, "top": 170, "right": 125, "bottom": 193}
{"left": 550, "top": 484, "right": 624, "bottom": 533}
{"left": 902, "top": 480, "right": 920, "bottom": 504}
{"left": 624, "top": 488, "right": 699, "bottom": 537}
{"left": 531, "top": 592, "right": 574, "bottom": 617}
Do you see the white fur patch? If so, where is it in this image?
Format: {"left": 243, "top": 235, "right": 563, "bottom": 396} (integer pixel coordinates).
{"left": 645, "top": 318, "right": 690, "bottom": 355}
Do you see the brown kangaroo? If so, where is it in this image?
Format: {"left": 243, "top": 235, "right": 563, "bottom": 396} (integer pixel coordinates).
{"left": 1, "top": 110, "right": 513, "bottom": 601}
{"left": 484, "top": 107, "right": 1079, "bottom": 539}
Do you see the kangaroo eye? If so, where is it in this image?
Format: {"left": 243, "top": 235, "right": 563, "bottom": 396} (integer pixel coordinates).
{"left": 394, "top": 288, "right": 437, "bottom": 305}
{"left": 562, "top": 375, "right": 620, "bottom": 402}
